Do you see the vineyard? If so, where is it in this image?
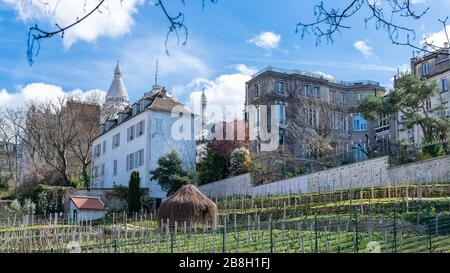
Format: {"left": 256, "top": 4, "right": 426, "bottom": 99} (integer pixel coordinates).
{"left": 1, "top": 182, "right": 450, "bottom": 253}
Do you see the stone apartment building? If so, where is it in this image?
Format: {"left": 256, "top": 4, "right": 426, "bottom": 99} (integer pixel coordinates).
{"left": 395, "top": 44, "right": 450, "bottom": 144}
{"left": 245, "top": 66, "right": 389, "bottom": 169}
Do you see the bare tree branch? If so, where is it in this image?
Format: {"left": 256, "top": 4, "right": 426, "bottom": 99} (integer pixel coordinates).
{"left": 296, "top": 0, "right": 448, "bottom": 55}
{"left": 25, "top": 0, "right": 218, "bottom": 65}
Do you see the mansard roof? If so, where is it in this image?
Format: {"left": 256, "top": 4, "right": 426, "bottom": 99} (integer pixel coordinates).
{"left": 96, "top": 88, "right": 194, "bottom": 138}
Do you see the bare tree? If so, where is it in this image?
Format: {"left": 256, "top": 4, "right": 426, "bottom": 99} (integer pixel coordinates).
{"left": 286, "top": 96, "right": 347, "bottom": 160}
{"left": 0, "top": 108, "right": 27, "bottom": 191}
{"left": 251, "top": 149, "right": 294, "bottom": 185}
{"left": 65, "top": 95, "right": 101, "bottom": 187}
{"left": 296, "top": 0, "right": 449, "bottom": 55}
{"left": 25, "top": 97, "right": 80, "bottom": 185}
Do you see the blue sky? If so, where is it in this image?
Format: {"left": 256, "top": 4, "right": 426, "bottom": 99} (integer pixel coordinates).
{"left": 0, "top": 0, "right": 449, "bottom": 117}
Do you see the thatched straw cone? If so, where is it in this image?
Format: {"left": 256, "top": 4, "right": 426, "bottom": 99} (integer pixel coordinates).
{"left": 156, "top": 184, "right": 218, "bottom": 228}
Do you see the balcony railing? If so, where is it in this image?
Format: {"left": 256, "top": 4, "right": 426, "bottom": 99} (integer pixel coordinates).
{"left": 374, "top": 124, "right": 390, "bottom": 134}
{"left": 253, "top": 66, "right": 381, "bottom": 87}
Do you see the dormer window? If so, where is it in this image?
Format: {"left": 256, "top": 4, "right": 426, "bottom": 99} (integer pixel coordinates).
{"left": 132, "top": 105, "right": 138, "bottom": 116}
{"left": 140, "top": 101, "right": 146, "bottom": 111}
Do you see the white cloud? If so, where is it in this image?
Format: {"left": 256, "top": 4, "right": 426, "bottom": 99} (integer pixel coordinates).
{"left": 116, "top": 37, "right": 210, "bottom": 93}
{"left": 2, "top": 0, "right": 144, "bottom": 48}
{"left": 367, "top": 0, "right": 381, "bottom": 5}
{"left": 423, "top": 25, "right": 450, "bottom": 48}
{"left": 0, "top": 83, "right": 105, "bottom": 108}
{"left": 410, "top": 0, "right": 426, "bottom": 4}
{"left": 248, "top": 31, "right": 281, "bottom": 50}
{"left": 354, "top": 40, "right": 373, "bottom": 57}
{"left": 398, "top": 63, "right": 410, "bottom": 73}
{"left": 176, "top": 64, "right": 255, "bottom": 122}
{"left": 314, "top": 71, "right": 335, "bottom": 80}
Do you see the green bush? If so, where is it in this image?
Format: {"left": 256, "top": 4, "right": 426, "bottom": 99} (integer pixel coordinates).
{"left": 417, "top": 151, "right": 432, "bottom": 161}
{"left": 422, "top": 137, "right": 445, "bottom": 158}
{"left": 151, "top": 150, "right": 191, "bottom": 195}
{"left": 112, "top": 184, "right": 128, "bottom": 200}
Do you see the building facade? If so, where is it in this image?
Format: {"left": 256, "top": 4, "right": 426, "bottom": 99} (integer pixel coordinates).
{"left": 395, "top": 45, "right": 450, "bottom": 144}
{"left": 0, "top": 141, "right": 27, "bottom": 185}
{"left": 91, "top": 65, "right": 196, "bottom": 202}
{"left": 245, "top": 66, "right": 389, "bottom": 167}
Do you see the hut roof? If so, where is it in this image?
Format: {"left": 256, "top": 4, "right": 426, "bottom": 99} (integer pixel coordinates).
{"left": 156, "top": 185, "right": 218, "bottom": 225}
{"left": 70, "top": 196, "right": 106, "bottom": 210}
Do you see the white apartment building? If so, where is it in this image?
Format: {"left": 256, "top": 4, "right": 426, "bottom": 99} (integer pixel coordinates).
{"left": 91, "top": 64, "right": 196, "bottom": 201}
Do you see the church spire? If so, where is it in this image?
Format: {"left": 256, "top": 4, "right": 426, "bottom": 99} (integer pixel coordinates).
{"left": 155, "top": 59, "right": 159, "bottom": 86}
{"left": 148, "top": 58, "right": 164, "bottom": 95}
{"left": 201, "top": 88, "right": 208, "bottom": 141}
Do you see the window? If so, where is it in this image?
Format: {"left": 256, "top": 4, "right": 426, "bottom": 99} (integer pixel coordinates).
{"left": 126, "top": 153, "right": 134, "bottom": 171}
{"left": 312, "top": 87, "right": 320, "bottom": 98}
{"left": 276, "top": 82, "right": 284, "bottom": 94}
{"left": 275, "top": 104, "right": 286, "bottom": 125}
{"left": 101, "top": 163, "right": 105, "bottom": 176}
{"left": 94, "top": 166, "right": 99, "bottom": 178}
{"left": 353, "top": 115, "right": 367, "bottom": 132}
{"left": 113, "top": 160, "right": 117, "bottom": 176}
{"left": 422, "top": 62, "right": 430, "bottom": 76}
{"left": 152, "top": 118, "right": 163, "bottom": 134}
{"left": 425, "top": 98, "right": 432, "bottom": 111}
{"left": 340, "top": 115, "right": 348, "bottom": 133}
{"left": 140, "top": 101, "right": 146, "bottom": 112}
{"left": 256, "top": 107, "right": 260, "bottom": 128}
{"left": 255, "top": 84, "right": 259, "bottom": 98}
{"left": 127, "top": 125, "right": 135, "bottom": 141}
{"left": 330, "top": 91, "right": 336, "bottom": 103}
{"left": 441, "top": 77, "right": 448, "bottom": 93}
{"left": 102, "top": 141, "right": 106, "bottom": 154}
{"left": 306, "top": 108, "right": 317, "bottom": 128}
{"left": 134, "top": 149, "right": 144, "bottom": 167}
{"left": 353, "top": 143, "right": 368, "bottom": 161}
{"left": 132, "top": 105, "right": 138, "bottom": 116}
{"left": 94, "top": 144, "right": 101, "bottom": 158}
{"left": 339, "top": 93, "right": 346, "bottom": 105}
{"left": 355, "top": 93, "right": 365, "bottom": 103}
{"left": 303, "top": 85, "right": 309, "bottom": 96}
{"left": 378, "top": 113, "right": 390, "bottom": 128}
{"left": 136, "top": 120, "right": 145, "bottom": 137}
{"left": 112, "top": 133, "right": 120, "bottom": 149}
{"left": 279, "top": 131, "right": 285, "bottom": 146}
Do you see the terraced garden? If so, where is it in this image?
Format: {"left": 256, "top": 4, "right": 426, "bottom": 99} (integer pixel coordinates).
{"left": 1, "top": 183, "right": 450, "bottom": 253}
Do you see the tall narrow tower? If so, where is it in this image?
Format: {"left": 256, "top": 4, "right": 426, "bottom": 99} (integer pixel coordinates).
{"left": 102, "top": 62, "right": 129, "bottom": 122}
{"left": 201, "top": 88, "right": 208, "bottom": 140}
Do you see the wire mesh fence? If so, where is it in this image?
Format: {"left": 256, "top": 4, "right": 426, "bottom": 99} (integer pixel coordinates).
{"left": 1, "top": 201, "right": 449, "bottom": 253}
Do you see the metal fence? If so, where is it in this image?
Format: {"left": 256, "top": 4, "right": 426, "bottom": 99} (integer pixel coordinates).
{"left": 389, "top": 139, "right": 450, "bottom": 166}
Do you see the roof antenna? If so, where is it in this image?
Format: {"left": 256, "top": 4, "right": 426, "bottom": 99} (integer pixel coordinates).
{"left": 155, "top": 59, "right": 159, "bottom": 86}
